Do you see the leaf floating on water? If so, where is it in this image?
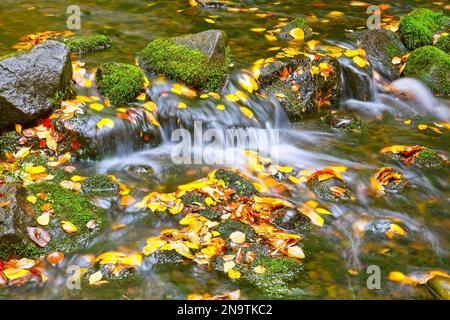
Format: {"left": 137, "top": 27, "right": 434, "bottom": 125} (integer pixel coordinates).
{"left": 89, "top": 102, "right": 104, "bottom": 111}
{"left": 96, "top": 118, "right": 115, "bottom": 129}
{"left": 27, "top": 227, "right": 51, "bottom": 247}
{"left": 289, "top": 28, "right": 305, "bottom": 40}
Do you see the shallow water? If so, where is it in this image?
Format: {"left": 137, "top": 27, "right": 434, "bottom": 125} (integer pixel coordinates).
{"left": 0, "top": 0, "right": 449, "bottom": 300}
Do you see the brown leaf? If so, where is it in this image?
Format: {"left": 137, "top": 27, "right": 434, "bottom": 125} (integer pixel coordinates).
{"left": 27, "top": 227, "right": 51, "bottom": 247}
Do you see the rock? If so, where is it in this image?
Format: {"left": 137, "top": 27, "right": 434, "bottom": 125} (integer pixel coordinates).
{"left": 412, "top": 149, "right": 445, "bottom": 169}
{"left": 427, "top": 276, "right": 450, "bottom": 300}
{"left": 321, "top": 111, "right": 367, "bottom": 134}
{"left": 213, "top": 169, "right": 258, "bottom": 197}
{"left": 53, "top": 107, "right": 161, "bottom": 160}
{"left": 96, "top": 62, "right": 145, "bottom": 104}
{"left": 138, "top": 30, "right": 230, "bottom": 92}
{"left": 0, "top": 131, "right": 20, "bottom": 155}
{"left": 57, "top": 35, "right": 111, "bottom": 55}
{"left": 259, "top": 56, "right": 341, "bottom": 121}
{"left": 276, "top": 18, "right": 313, "bottom": 41}
{"left": 403, "top": 46, "right": 450, "bottom": 95}
{"left": 81, "top": 174, "right": 119, "bottom": 197}
{"left": 214, "top": 219, "right": 258, "bottom": 242}
{"left": 398, "top": 8, "right": 447, "bottom": 51}
{"left": 272, "top": 208, "right": 310, "bottom": 235}
{"left": 195, "top": 0, "right": 238, "bottom": 9}
{"left": 339, "top": 58, "right": 374, "bottom": 101}
{"left": 307, "top": 176, "right": 351, "bottom": 201}
{"left": 0, "top": 182, "right": 106, "bottom": 260}
{"left": 355, "top": 29, "right": 408, "bottom": 80}
{"left": 435, "top": 34, "right": 450, "bottom": 53}
{"left": 0, "top": 41, "right": 72, "bottom": 129}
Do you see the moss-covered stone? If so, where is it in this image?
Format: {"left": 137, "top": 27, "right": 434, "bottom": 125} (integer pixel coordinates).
{"left": 413, "top": 149, "right": 445, "bottom": 168}
{"left": 0, "top": 131, "right": 20, "bottom": 154}
{"left": 403, "top": 46, "right": 450, "bottom": 95}
{"left": 426, "top": 276, "right": 450, "bottom": 300}
{"left": 150, "top": 250, "right": 185, "bottom": 265}
{"left": 435, "top": 34, "right": 450, "bottom": 53}
{"left": 213, "top": 169, "right": 257, "bottom": 197}
{"left": 96, "top": 62, "right": 144, "bottom": 104}
{"left": 81, "top": 174, "right": 119, "bottom": 197}
{"left": 214, "top": 219, "right": 257, "bottom": 242}
{"left": 59, "top": 35, "right": 111, "bottom": 55}
{"left": 321, "top": 112, "right": 368, "bottom": 134}
{"left": 138, "top": 30, "right": 230, "bottom": 92}
{"left": 307, "top": 177, "right": 351, "bottom": 201}
{"left": 272, "top": 208, "right": 310, "bottom": 235}
{"left": 277, "top": 18, "right": 313, "bottom": 40}
{"left": 48, "top": 88, "right": 70, "bottom": 108}
{"left": 399, "top": 8, "right": 447, "bottom": 50}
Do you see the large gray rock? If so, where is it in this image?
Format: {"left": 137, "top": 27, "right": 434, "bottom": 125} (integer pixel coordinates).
{"left": 0, "top": 41, "right": 72, "bottom": 129}
{"left": 355, "top": 29, "right": 407, "bottom": 81}
{"left": 259, "top": 57, "right": 341, "bottom": 121}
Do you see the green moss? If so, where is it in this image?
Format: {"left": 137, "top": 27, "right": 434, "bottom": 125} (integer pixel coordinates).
{"left": 307, "top": 177, "right": 350, "bottom": 201}
{"left": 214, "top": 219, "right": 257, "bottom": 242}
{"left": 0, "top": 51, "right": 19, "bottom": 60}
{"left": 0, "top": 131, "right": 20, "bottom": 154}
{"left": 48, "top": 88, "right": 69, "bottom": 108}
{"left": 413, "top": 149, "right": 445, "bottom": 168}
{"left": 403, "top": 46, "right": 450, "bottom": 95}
{"left": 81, "top": 174, "right": 119, "bottom": 196}
{"left": 180, "top": 191, "right": 205, "bottom": 205}
{"left": 0, "top": 242, "right": 44, "bottom": 261}
{"left": 150, "top": 250, "right": 185, "bottom": 265}
{"left": 272, "top": 208, "right": 311, "bottom": 235}
{"left": 18, "top": 153, "right": 48, "bottom": 166}
{"left": 267, "top": 81, "right": 308, "bottom": 121}
{"left": 435, "top": 34, "right": 450, "bottom": 53}
{"left": 96, "top": 62, "right": 144, "bottom": 104}
{"left": 399, "top": 8, "right": 447, "bottom": 50}
{"left": 278, "top": 18, "right": 312, "bottom": 40}
{"left": 213, "top": 169, "right": 257, "bottom": 197}
{"left": 139, "top": 38, "right": 230, "bottom": 92}
{"left": 61, "top": 35, "right": 111, "bottom": 55}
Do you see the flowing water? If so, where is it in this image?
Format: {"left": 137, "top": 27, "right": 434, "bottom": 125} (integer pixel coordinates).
{"left": 0, "top": 0, "right": 449, "bottom": 300}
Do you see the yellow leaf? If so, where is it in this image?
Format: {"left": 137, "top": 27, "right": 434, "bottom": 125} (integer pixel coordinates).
{"left": 418, "top": 124, "right": 428, "bottom": 130}
{"left": 89, "top": 102, "right": 104, "bottom": 111}
{"left": 229, "top": 231, "right": 246, "bottom": 244}
{"left": 3, "top": 268, "right": 30, "bottom": 280}
{"left": 143, "top": 101, "right": 157, "bottom": 111}
{"left": 224, "top": 261, "right": 235, "bottom": 273}
{"left": 25, "top": 166, "right": 47, "bottom": 174}
{"left": 61, "top": 220, "right": 78, "bottom": 234}
{"left": 70, "top": 175, "right": 86, "bottom": 182}
{"left": 204, "top": 18, "right": 215, "bottom": 24}
{"left": 27, "top": 195, "right": 37, "bottom": 204}
{"left": 253, "top": 265, "right": 267, "bottom": 274}
{"left": 205, "top": 197, "right": 215, "bottom": 207}
{"left": 89, "top": 271, "right": 103, "bottom": 285}
{"left": 216, "top": 104, "right": 226, "bottom": 110}
{"left": 228, "top": 269, "right": 241, "bottom": 279}
{"left": 287, "top": 246, "right": 305, "bottom": 259}
{"left": 225, "top": 94, "right": 240, "bottom": 102}
{"left": 352, "top": 56, "right": 368, "bottom": 68}
{"left": 328, "top": 11, "right": 345, "bottom": 17}
{"left": 289, "top": 28, "right": 305, "bottom": 40}
{"left": 240, "top": 106, "right": 254, "bottom": 119}
{"left": 250, "top": 28, "right": 266, "bottom": 33}
{"left": 136, "top": 92, "right": 146, "bottom": 101}
{"left": 37, "top": 212, "right": 50, "bottom": 226}
{"left": 15, "top": 124, "right": 22, "bottom": 133}
{"left": 178, "top": 102, "right": 187, "bottom": 109}
{"left": 96, "top": 118, "right": 114, "bottom": 129}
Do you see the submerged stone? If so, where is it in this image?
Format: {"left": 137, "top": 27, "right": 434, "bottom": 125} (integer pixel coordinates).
{"left": 412, "top": 149, "right": 445, "bottom": 169}
{"left": 276, "top": 18, "right": 313, "bottom": 41}
{"left": 272, "top": 208, "right": 310, "bottom": 235}
{"left": 355, "top": 28, "right": 408, "bottom": 80}
{"left": 0, "top": 41, "right": 72, "bottom": 129}
{"left": 138, "top": 30, "right": 230, "bottom": 92}
{"left": 96, "top": 62, "right": 145, "bottom": 104}
{"left": 321, "top": 112, "right": 367, "bottom": 135}
{"left": 195, "top": 0, "right": 238, "bottom": 9}
{"left": 403, "top": 46, "right": 450, "bottom": 95}
{"left": 427, "top": 276, "right": 450, "bottom": 300}
{"left": 259, "top": 56, "right": 341, "bottom": 122}
{"left": 214, "top": 169, "right": 257, "bottom": 197}
{"left": 398, "top": 8, "right": 447, "bottom": 50}
{"left": 214, "top": 219, "right": 258, "bottom": 242}
{"left": 81, "top": 174, "right": 119, "bottom": 197}
{"left": 0, "top": 182, "right": 106, "bottom": 260}
{"left": 58, "top": 35, "right": 111, "bottom": 55}
{"left": 435, "top": 34, "right": 450, "bottom": 53}
{"left": 307, "top": 177, "right": 350, "bottom": 201}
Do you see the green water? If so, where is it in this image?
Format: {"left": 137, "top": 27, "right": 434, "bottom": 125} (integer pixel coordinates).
{"left": 0, "top": 0, "right": 449, "bottom": 300}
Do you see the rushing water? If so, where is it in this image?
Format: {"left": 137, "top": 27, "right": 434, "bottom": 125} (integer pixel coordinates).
{"left": 1, "top": 0, "right": 449, "bottom": 300}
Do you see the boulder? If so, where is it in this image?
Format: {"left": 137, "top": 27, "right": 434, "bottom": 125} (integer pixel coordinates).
{"left": 57, "top": 34, "right": 111, "bottom": 55}
{"left": 259, "top": 57, "right": 341, "bottom": 121}
{"left": 398, "top": 8, "right": 447, "bottom": 50}
{"left": 427, "top": 276, "right": 450, "bottom": 300}
{"left": 138, "top": 30, "right": 230, "bottom": 92}
{"left": 435, "top": 34, "right": 450, "bottom": 53}
{"left": 195, "top": 0, "right": 238, "bottom": 9}
{"left": 0, "top": 41, "right": 72, "bottom": 129}
{"left": 403, "top": 46, "right": 450, "bottom": 95}
{"left": 355, "top": 29, "right": 408, "bottom": 80}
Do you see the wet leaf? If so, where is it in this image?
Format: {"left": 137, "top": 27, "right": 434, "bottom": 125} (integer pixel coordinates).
{"left": 47, "top": 252, "right": 64, "bottom": 265}
{"left": 36, "top": 212, "right": 50, "bottom": 226}
{"left": 289, "top": 28, "right": 305, "bottom": 40}
{"left": 96, "top": 118, "right": 115, "bottom": 129}
{"left": 229, "top": 231, "right": 246, "bottom": 244}
{"left": 61, "top": 220, "right": 78, "bottom": 234}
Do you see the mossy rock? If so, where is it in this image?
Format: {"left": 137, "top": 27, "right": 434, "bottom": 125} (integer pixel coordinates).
{"left": 81, "top": 174, "right": 119, "bottom": 197}
{"left": 403, "top": 46, "right": 450, "bottom": 95}
{"left": 435, "top": 34, "right": 450, "bottom": 53}
{"left": 412, "top": 149, "right": 445, "bottom": 168}
{"left": 138, "top": 30, "right": 230, "bottom": 92}
{"left": 272, "top": 208, "right": 310, "bottom": 235}
{"left": 196, "top": 0, "right": 238, "bottom": 8}
{"left": 58, "top": 35, "right": 111, "bottom": 55}
{"left": 213, "top": 169, "right": 257, "bottom": 197}
{"left": 398, "top": 8, "right": 447, "bottom": 50}
{"left": 0, "top": 182, "right": 106, "bottom": 260}
{"left": 426, "top": 276, "right": 450, "bottom": 300}
{"left": 0, "top": 131, "right": 20, "bottom": 154}
{"left": 321, "top": 112, "right": 368, "bottom": 134}
{"left": 277, "top": 18, "right": 313, "bottom": 41}
{"left": 356, "top": 28, "right": 408, "bottom": 80}
{"left": 214, "top": 219, "right": 257, "bottom": 242}
{"left": 0, "top": 51, "right": 19, "bottom": 61}
{"left": 307, "top": 177, "right": 351, "bottom": 201}
{"left": 150, "top": 250, "right": 185, "bottom": 265}
{"left": 96, "top": 62, "right": 144, "bottom": 104}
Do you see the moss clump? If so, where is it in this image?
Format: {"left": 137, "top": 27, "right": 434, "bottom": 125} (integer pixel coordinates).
{"left": 180, "top": 191, "right": 206, "bottom": 205}
{"left": 139, "top": 38, "right": 230, "bottom": 92}
{"left": 399, "top": 9, "right": 447, "bottom": 50}
{"left": 81, "top": 174, "right": 119, "bottom": 196}
{"left": 0, "top": 51, "right": 19, "bottom": 60}
{"left": 18, "top": 153, "right": 48, "bottom": 166}
{"left": 0, "top": 131, "right": 20, "bottom": 154}
{"left": 213, "top": 169, "right": 257, "bottom": 197}
{"left": 61, "top": 35, "right": 111, "bottom": 55}
{"left": 413, "top": 149, "right": 445, "bottom": 168}
{"left": 48, "top": 88, "right": 69, "bottom": 108}
{"left": 150, "top": 250, "right": 185, "bottom": 265}
{"left": 96, "top": 62, "right": 144, "bottom": 104}
{"left": 435, "top": 34, "right": 450, "bottom": 53}
{"left": 267, "top": 81, "right": 308, "bottom": 121}
{"left": 26, "top": 182, "right": 106, "bottom": 253}
{"left": 403, "top": 46, "right": 450, "bottom": 95}
{"left": 0, "top": 242, "right": 43, "bottom": 261}
{"left": 214, "top": 219, "right": 257, "bottom": 242}
{"left": 272, "top": 208, "right": 310, "bottom": 235}
{"left": 307, "top": 177, "right": 350, "bottom": 201}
